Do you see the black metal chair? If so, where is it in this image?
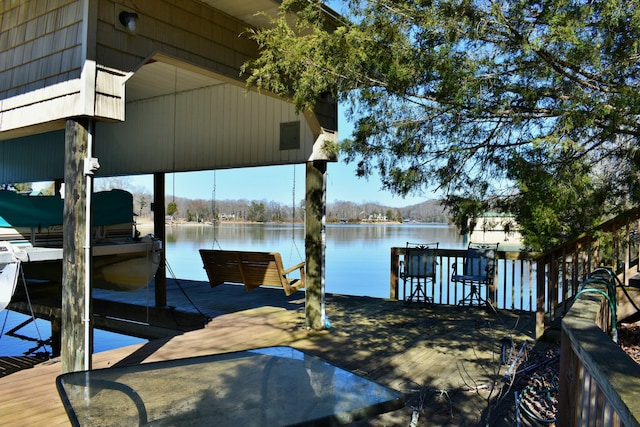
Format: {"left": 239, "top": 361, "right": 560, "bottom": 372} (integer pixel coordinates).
{"left": 453, "top": 242, "right": 499, "bottom": 307}
{"left": 400, "top": 242, "right": 438, "bottom": 304}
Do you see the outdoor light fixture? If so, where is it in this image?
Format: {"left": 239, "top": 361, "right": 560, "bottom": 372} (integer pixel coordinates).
{"left": 119, "top": 11, "right": 138, "bottom": 33}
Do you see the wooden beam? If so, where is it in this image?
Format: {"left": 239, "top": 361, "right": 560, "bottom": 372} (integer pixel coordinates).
{"left": 8, "top": 299, "right": 206, "bottom": 340}
{"left": 305, "top": 160, "right": 327, "bottom": 330}
{"left": 61, "top": 118, "right": 93, "bottom": 373}
{"left": 93, "top": 299, "right": 206, "bottom": 338}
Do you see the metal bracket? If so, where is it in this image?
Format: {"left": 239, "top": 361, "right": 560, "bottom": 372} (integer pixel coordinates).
{"left": 84, "top": 157, "right": 100, "bottom": 176}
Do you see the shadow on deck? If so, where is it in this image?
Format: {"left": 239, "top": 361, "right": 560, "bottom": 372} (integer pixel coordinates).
{"left": 98, "top": 279, "right": 546, "bottom": 426}
{"left": 0, "top": 279, "right": 547, "bottom": 426}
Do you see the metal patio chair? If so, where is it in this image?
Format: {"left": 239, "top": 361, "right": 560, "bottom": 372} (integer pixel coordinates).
{"left": 453, "top": 242, "right": 499, "bottom": 307}
{"left": 399, "top": 242, "right": 438, "bottom": 304}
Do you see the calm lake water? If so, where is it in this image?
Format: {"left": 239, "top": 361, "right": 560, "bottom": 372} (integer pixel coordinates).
{"left": 0, "top": 223, "right": 466, "bottom": 356}
{"left": 165, "top": 222, "right": 466, "bottom": 298}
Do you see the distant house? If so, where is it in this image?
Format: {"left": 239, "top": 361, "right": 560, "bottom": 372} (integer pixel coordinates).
{"left": 365, "top": 212, "right": 388, "bottom": 222}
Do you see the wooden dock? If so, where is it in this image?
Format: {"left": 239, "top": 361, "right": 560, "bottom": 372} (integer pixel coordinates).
{"left": 0, "top": 280, "right": 544, "bottom": 426}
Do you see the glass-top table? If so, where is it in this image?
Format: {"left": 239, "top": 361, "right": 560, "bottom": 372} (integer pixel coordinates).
{"left": 56, "top": 346, "right": 404, "bottom": 426}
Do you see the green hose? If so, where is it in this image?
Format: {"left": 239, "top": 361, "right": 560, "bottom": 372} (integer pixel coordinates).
{"left": 574, "top": 282, "right": 617, "bottom": 342}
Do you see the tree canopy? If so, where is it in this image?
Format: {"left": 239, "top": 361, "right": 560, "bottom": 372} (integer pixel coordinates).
{"left": 244, "top": 0, "right": 640, "bottom": 250}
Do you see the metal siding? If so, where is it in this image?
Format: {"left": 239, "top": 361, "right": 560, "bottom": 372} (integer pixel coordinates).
{"left": 149, "top": 96, "right": 177, "bottom": 171}
{"left": 96, "top": 0, "right": 258, "bottom": 87}
{"left": 223, "top": 84, "right": 234, "bottom": 166}
{"left": 0, "top": 131, "right": 64, "bottom": 184}
{"left": 94, "top": 83, "right": 315, "bottom": 178}
{"left": 174, "top": 92, "right": 188, "bottom": 171}
{"left": 218, "top": 84, "right": 231, "bottom": 167}
{"left": 264, "top": 93, "right": 275, "bottom": 163}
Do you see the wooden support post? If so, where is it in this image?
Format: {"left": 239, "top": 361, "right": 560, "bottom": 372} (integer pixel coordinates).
{"left": 390, "top": 247, "right": 402, "bottom": 300}
{"left": 61, "top": 118, "right": 93, "bottom": 373}
{"left": 305, "top": 161, "right": 327, "bottom": 330}
{"left": 153, "top": 173, "right": 167, "bottom": 307}
{"left": 51, "top": 317, "right": 61, "bottom": 357}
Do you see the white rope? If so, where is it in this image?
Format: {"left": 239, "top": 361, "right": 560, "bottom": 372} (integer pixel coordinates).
{"left": 18, "top": 266, "right": 50, "bottom": 355}
{"left": 290, "top": 165, "right": 303, "bottom": 262}
{"left": 211, "top": 170, "right": 221, "bottom": 249}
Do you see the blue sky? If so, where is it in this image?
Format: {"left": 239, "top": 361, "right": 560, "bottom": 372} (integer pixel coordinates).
{"left": 126, "top": 162, "right": 430, "bottom": 208}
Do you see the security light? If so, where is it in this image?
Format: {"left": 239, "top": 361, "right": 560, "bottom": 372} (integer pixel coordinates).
{"left": 119, "top": 11, "right": 138, "bottom": 34}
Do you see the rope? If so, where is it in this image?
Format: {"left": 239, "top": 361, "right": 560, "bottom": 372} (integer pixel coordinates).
{"left": 17, "top": 266, "right": 50, "bottom": 355}
{"left": 210, "top": 170, "right": 222, "bottom": 249}
{"left": 164, "top": 259, "right": 210, "bottom": 323}
{"left": 289, "top": 165, "right": 303, "bottom": 262}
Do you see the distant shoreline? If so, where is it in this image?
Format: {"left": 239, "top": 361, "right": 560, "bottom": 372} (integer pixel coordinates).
{"left": 137, "top": 218, "right": 452, "bottom": 226}
{"left": 135, "top": 218, "right": 454, "bottom": 236}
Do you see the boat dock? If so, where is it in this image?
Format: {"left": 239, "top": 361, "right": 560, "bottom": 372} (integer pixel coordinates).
{"left": 0, "top": 280, "right": 546, "bottom": 426}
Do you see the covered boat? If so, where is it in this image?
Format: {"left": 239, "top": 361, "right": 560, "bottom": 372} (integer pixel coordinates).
{"left": 0, "top": 241, "right": 21, "bottom": 311}
{"left": 0, "top": 189, "right": 161, "bottom": 291}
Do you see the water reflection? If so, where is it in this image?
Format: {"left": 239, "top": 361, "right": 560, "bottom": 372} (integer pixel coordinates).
{"left": 165, "top": 223, "right": 466, "bottom": 298}
{"left": 0, "top": 223, "right": 465, "bottom": 356}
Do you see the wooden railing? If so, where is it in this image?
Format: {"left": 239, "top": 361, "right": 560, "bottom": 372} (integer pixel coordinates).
{"left": 558, "top": 269, "right": 640, "bottom": 426}
{"left": 534, "top": 206, "right": 640, "bottom": 337}
{"left": 390, "top": 205, "right": 640, "bottom": 338}
{"left": 390, "top": 247, "right": 538, "bottom": 310}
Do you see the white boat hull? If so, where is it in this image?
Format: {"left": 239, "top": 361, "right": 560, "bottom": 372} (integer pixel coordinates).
{"left": 0, "top": 242, "right": 21, "bottom": 311}
{"left": 0, "top": 190, "right": 162, "bottom": 292}
{"left": 12, "top": 236, "right": 162, "bottom": 292}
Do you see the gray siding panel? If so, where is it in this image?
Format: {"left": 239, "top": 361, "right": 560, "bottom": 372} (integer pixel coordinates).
{"left": 0, "top": 130, "right": 65, "bottom": 184}
{"left": 0, "top": 0, "right": 84, "bottom": 100}
{"left": 95, "top": 83, "right": 314, "bottom": 177}
{"left": 96, "top": 0, "right": 257, "bottom": 85}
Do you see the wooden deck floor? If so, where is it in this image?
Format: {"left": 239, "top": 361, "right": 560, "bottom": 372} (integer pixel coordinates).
{"left": 0, "top": 280, "right": 542, "bottom": 426}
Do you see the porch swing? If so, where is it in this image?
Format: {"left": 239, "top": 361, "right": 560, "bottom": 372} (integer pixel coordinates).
{"left": 199, "top": 166, "right": 306, "bottom": 296}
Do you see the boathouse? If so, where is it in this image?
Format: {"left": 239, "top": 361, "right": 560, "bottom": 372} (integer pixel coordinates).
{"left": 0, "top": 0, "right": 338, "bottom": 372}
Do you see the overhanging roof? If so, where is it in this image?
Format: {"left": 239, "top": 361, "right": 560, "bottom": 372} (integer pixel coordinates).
{"left": 0, "top": 0, "right": 338, "bottom": 184}
{"left": 201, "top": 0, "right": 281, "bottom": 28}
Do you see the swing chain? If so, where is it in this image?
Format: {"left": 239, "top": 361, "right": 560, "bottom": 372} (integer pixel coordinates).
{"left": 291, "top": 166, "right": 303, "bottom": 262}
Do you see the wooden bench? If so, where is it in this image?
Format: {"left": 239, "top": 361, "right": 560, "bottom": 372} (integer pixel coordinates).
{"left": 199, "top": 249, "right": 305, "bottom": 296}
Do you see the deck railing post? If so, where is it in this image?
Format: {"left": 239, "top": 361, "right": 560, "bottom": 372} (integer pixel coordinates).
{"left": 536, "top": 256, "right": 547, "bottom": 340}
{"left": 488, "top": 254, "right": 498, "bottom": 306}
{"left": 390, "top": 247, "right": 402, "bottom": 300}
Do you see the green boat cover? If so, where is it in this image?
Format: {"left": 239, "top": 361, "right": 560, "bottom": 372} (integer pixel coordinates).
{"left": 0, "top": 189, "right": 134, "bottom": 228}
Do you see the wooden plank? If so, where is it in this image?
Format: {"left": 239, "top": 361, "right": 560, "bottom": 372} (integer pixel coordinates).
{"left": 200, "top": 249, "right": 305, "bottom": 295}
{"left": 92, "top": 301, "right": 207, "bottom": 339}
{"left": 200, "top": 249, "right": 244, "bottom": 286}
{"left": 561, "top": 279, "right": 640, "bottom": 426}
{"left": 0, "top": 284, "right": 539, "bottom": 427}
{"left": 0, "top": 356, "right": 46, "bottom": 378}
